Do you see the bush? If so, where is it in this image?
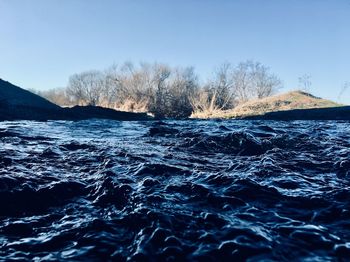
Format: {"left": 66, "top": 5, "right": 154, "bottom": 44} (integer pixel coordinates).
{"left": 38, "top": 60, "right": 282, "bottom": 119}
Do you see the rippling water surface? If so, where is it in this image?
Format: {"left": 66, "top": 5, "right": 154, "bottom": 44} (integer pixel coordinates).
{"left": 1, "top": 120, "right": 350, "bottom": 261}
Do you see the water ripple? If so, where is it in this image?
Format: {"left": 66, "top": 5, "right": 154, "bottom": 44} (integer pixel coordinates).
{"left": 1, "top": 120, "right": 350, "bottom": 261}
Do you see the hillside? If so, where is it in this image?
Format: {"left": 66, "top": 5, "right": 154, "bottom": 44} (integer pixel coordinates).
{"left": 0, "top": 78, "right": 150, "bottom": 121}
{"left": 0, "top": 79, "right": 60, "bottom": 110}
{"left": 230, "top": 91, "right": 342, "bottom": 118}
{"left": 193, "top": 91, "right": 342, "bottom": 119}
{"left": 1, "top": 78, "right": 349, "bottom": 121}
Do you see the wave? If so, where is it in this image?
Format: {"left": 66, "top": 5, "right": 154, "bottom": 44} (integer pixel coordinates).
{"left": 1, "top": 120, "right": 350, "bottom": 260}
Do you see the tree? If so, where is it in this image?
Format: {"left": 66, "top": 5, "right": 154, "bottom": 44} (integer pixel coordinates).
{"left": 62, "top": 60, "right": 281, "bottom": 117}
{"left": 38, "top": 88, "right": 71, "bottom": 106}
{"left": 298, "top": 74, "right": 312, "bottom": 92}
{"left": 232, "top": 61, "right": 281, "bottom": 103}
{"left": 66, "top": 70, "right": 104, "bottom": 106}
{"left": 167, "top": 66, "right": 198, "bottom": 118}
{"left": 191, "top": 86, "right": 220, "bottom": 114}
{"left": 232, "top": 61, "right": 253, "bottom": 103}
{"left": 113, "top": 62, "right": 199, "bottom": 118}
{"left": 102, "top": 64, "right": 120, "bottom": 108}
{"left": 191, "top": 61, "right": 281, "bottom": 115}
{"left": 207, "top": 62, "right": 235, "bottom": 110}
{"left": 148, "top": 64, "right": 172, "bottom": 118}
{"left": 337, "top": 81, "right": 350, "bottom": 102}
{"left": 252, "top": 62, "right": 282, "bottom": 99}
{"left": 190, "top": 63, "right": 234, "bottom": 115}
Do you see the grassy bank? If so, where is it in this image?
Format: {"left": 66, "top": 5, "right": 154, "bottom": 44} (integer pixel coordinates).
{"left": 191, "top": 91, "right": 342, "bottom": 119}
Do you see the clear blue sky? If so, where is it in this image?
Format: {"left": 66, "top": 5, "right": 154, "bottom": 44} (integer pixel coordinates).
{"left": 1, "top": 0, "right": 350, "bottom": 103}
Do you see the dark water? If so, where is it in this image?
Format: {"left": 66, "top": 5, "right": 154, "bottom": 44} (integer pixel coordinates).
{"left": 1, "top": 120, "right": 350, "bottom": 261}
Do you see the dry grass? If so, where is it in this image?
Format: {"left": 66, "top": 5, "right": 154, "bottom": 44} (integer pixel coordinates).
{"left": 191, "top": 90, "right": 342, "bottom": 119}
{"left": 190, "top": 109, "right": 226, "bottom": 119}
{"left": 114, "top": 99, "right": 149, "bottom": 113}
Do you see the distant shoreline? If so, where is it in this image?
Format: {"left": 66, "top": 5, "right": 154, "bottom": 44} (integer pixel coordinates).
{"left": 2, "top": 78, "right": 350, "bottom": 122}
{"left": 237, "top": 106, "right": 350, "bottom": 121}
{"left": 3, "top": 106, "right": 350, "bottom": 122}
{"left": 0, "top": 79, "right": 151, "bottom": 122}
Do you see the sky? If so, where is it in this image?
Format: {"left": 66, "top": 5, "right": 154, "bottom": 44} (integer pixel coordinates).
{"left": 1, "top": 0, "right": 350, "bottom": 103}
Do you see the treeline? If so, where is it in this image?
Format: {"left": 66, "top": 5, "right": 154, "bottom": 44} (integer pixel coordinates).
{"left": 37, "top": 61, "right": 282, "bottom": 118}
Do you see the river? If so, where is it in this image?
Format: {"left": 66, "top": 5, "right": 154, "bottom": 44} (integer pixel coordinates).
{"left": 1, "top": 120, "right": 350, "bottom": 261}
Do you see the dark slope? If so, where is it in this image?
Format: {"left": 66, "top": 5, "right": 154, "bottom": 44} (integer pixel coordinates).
{"left": 0, "top": 79, "right": 150, "bottom": 121}
{"left": 0, "top": 79, "right": 60, "bottom": 110}
{"left": 65, "top": 106, "right": 150, "bottom": 121}
{"left": 243, "top": 106, "right": 350, "bottom": 120}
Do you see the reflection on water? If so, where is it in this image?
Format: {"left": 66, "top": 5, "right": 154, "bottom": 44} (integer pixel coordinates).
{"left": 1, "top": 119, "right": 350, "bottom": 260}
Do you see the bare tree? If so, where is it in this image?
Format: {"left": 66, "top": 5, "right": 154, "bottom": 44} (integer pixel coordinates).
{"left": 252, "top": 62, "right": 282, "bottom": 99}
{"left": 232, "top": 61, "right": 253, "bottom": 103}
{"left": 168, "top": 66, "right": 199, "bottom": 118}
{"left": 115, "top": 62, "right": 155, "bottom": 111}
{"left": 62, "top": 60, "right": 281, "bottom": 117}
{"left": 39, "top": 88, "right": 71, "bottom": 106}
{"left": 298, "top": 74, "right": 312, "bottom": 92}
{"left": 208, "top": 62, "right": 235, "bottom": 109}
{"left": 232, "top": 61, "right": 281, "bottom": 103}
{"left": 66, "top": 70, "right": 104, "bottom": 106}
{"left": 102, "top": 64, "right": 120, "bottom": 108}
{"left": 191, "top": 61, "right": 281, "bottom": 115}
{"left": 337, "top": 81, "right": 350, "bottom": 102}
{"left": 191, "top": 63, "right": 235, "bottom": 115}
{"left": 191, "top": 86, "right": 220, "bottom": 114}
{"left": 148, "top": 64, "right": 172, "bottom": 118}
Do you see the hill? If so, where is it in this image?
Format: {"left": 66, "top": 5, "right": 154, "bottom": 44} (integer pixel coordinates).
{"left": 0, "top": 79, "right": 60, "bottom": 109}
{"left": 243, "top": 105, "right": 350, "bottom": 120}
{"left": 192, "top": 91, "right": 343, "bottom": 119}
{"left": 0, "top": 79, "right": 149, "bottom": 121}
{"left": 230, "top": 91, "right": 342, "bottom": 118}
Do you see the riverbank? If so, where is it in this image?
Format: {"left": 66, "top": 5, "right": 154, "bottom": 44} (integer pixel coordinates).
{"left": 191, "top": 91, "right": 344, "bottom": 120}
{"left": 0, "top": 79, "right": 150, "bottom": 121}
{"left": 240, "top": 105, "right": 350, "bottom": 120}
{"left": 2, "top": 78, "right": 349, "bottom": 121}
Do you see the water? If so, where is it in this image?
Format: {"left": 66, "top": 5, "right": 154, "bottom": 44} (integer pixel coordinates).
{"left": 1, "top": 119, "right": 350, "bottom": 261}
